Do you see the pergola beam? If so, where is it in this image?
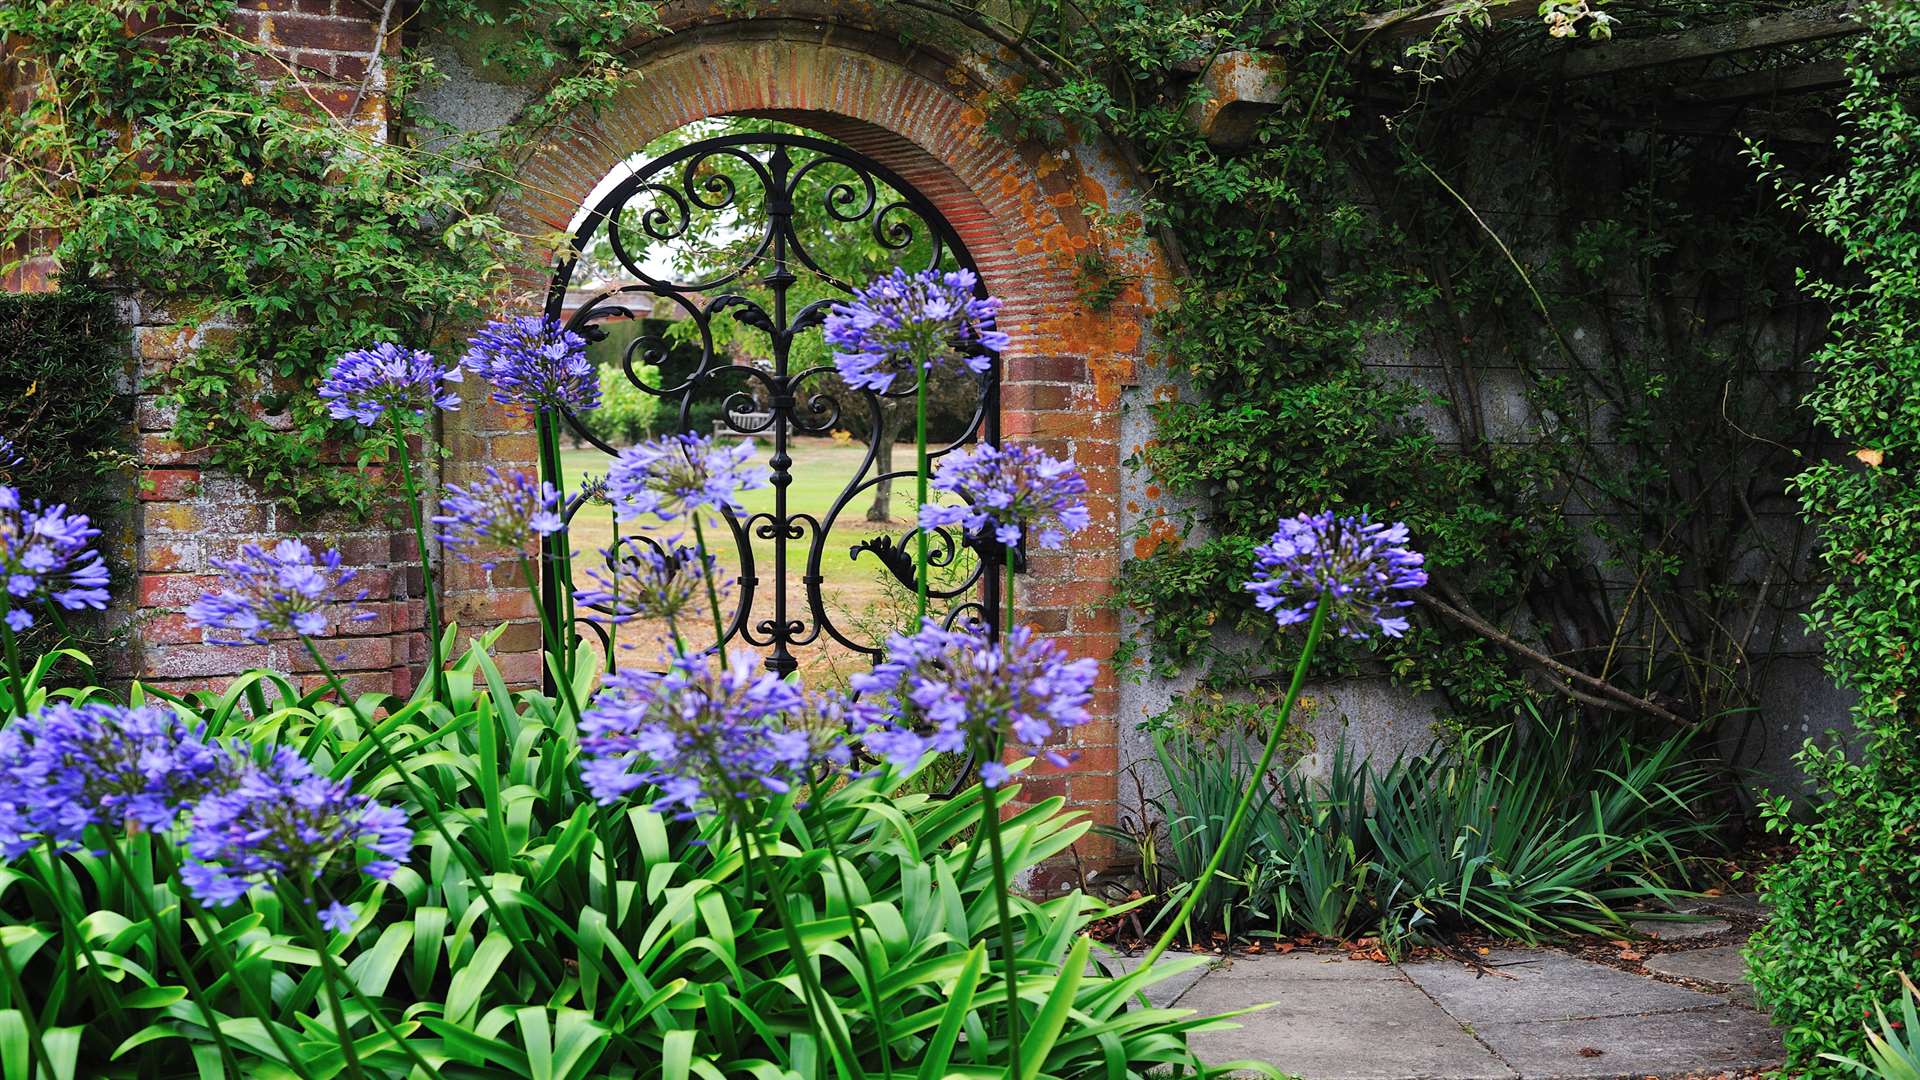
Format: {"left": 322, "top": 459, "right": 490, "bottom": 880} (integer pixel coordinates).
{"left": 1555, "top": 2, "right": 1867, "bottom": 81}
{"left": 1354, "top": 0, "right": 1536, "bottom": 42}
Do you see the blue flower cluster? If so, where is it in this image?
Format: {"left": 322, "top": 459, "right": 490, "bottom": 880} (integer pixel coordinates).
{"left": 606, "top": 433, "right": 766, "bottom": 523}
{"left": 579, "top": 650, "right": 848, "bottom": 817}
{"left": 433, "top": 466, "right": 565, "bottom": 568}
{"left": 0, "top": 703, "right": 233, "bottom": 857}
{"left": 0, "top": 485, "right": 109, "bottom": 631}
{"left": 824, "top": 268, "right": 1009, "bottom": 393}
{"left": 851, "top": 621, "right": 1098, "bottom": 787}
{"left": 180, "top": 747, "right": 411, "bottom": 923}
{"left": 461, "top": 316, "right": 599, "bottom": 414}
{"left": 187, "top": 540, "right": 374, "bottom": 644}
{"left": 577, "top": 541, "right": 720, "bottom": 628}
{"left": 1244, "top": 512, "right": 1428, "bottom": 640}
{"left": 920, "top": 443, "right": 1090, "bottom": 550}
{"left": 318, "top": 342, "right": 463, "bottom": 427}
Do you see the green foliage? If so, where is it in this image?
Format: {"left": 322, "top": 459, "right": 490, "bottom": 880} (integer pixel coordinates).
{"left": 1742, "top": 8, "right": 1920, "bottom": 1072}
{"left": 578, "top": 362, "right": 661, "bottom": 447}
{"left": 1832, "top": 976, "right": 1920, "bottom": 1080}
{"left": 0, "top": 643, "right": 1271, "bottom": 1078}
{"left": 1131, "top": 708, "right": 1719, "bottom": 949}
{"left": 0, "top": 0, "right": 667, "bottom": 513}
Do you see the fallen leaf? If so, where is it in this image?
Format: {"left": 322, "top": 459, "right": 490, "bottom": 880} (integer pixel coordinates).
{"left": 1578, "top": 1047, "right": 1604, "bottom": 1058}
{"left": 1855, "top": 448, "right": 1886, "bottom": 467}
{"left": 1618, "top": 949, "right": 1644, "bottom": 962}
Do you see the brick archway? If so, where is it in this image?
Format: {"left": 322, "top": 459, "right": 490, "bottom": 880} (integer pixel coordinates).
{"left": 453, "top": 16, "right": 1169, "bottom": 844}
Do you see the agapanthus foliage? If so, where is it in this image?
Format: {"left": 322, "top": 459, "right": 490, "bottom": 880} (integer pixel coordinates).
{"left": 607, "top": 433, "right": 766, "bottom": 523}
{"left": 0, "top": 485, "right": 109, "bottom": 631}
{"left": 577, "top": 541, "right": 723, "bottom": 629}
{"left": 579, "top": 650, "right": 847, "bottom": 817}
{"left": 433, "top": 466, "right": 565, "bottom": 568}
{"left": 1244, "top": 512, "right": 1428, "bottom": 640}
{"left": 318, "top": 342, "right": 462, "bottom": 427}
{"left": 920, "top": 443, "right": 1090, "bottom": 549}
{"left": 824, "top": 268, "right": 1008, "bottom": 393}
{"left": 187, "top": 540, "right": 373, "bottom": 644}
{"left": 0, "top": 703, "right": 233, "bottom": 857}
{"left": 461, "top": 316, "right": 599, "bottom": 413}
{"left": 851, "top": 621, "right": 1098, "bottom": 787}
{"left": 179, "top": 747, "right": 411, "bottom": 909}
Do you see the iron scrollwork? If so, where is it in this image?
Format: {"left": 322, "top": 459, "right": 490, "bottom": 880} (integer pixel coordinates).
{"left": 542, "top": 132, "right": 1003, "bottom": 678}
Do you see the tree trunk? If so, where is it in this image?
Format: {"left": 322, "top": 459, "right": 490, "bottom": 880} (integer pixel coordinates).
{"left": 867, "top": 402, "right": 905, "bottom": 522}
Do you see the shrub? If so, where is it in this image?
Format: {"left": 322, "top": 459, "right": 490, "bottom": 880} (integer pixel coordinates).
{"left": 1834, "top": 975, "right": 1920, "bottom": 1080}
{"left": 577, "top": 362, "right": 661, "bottom": 447}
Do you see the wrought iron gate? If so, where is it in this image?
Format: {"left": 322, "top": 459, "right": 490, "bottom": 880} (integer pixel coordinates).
{"left": 542, "top": 130, "right": 1002, "bottom": 677}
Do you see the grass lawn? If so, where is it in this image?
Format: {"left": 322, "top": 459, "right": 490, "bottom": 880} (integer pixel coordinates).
{"left": 554, "top": 435, "right": 979, "bottom": 688}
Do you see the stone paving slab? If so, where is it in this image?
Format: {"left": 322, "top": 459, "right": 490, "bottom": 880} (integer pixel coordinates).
{"left": 1398, "top": 949, "right": 1720, "bottom": 1023}
{"left": 1475, "top": 1006, "right": 1783, "bottom": 1078}
{"left": 1181, "top": 953, "right": 1515, "bottom": 1080}
{"left": 1643, "top": 944, "right": 1755, "bottom": 1006}
{"left": 1092, "top": 950, "right": 1217, "bottom": 1009}
{"left": 1628, "top": 917, "right": 1731, "bottom": 941}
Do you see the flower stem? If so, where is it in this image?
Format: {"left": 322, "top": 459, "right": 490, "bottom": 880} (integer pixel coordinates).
{"left": 689, "top": 515, "right": 727, "bottom": 651}
{"left": 282, "top": 883, "right": 447, "bottom": 1080}
{"left": 914, "top": 363, "right": 930, "bottom": 623}
{"left": 734, "top": 815, "right": 866, "bottom": 1080}
{"left": 0, "top": 602, "right": 28, "bottom": 717}
{"left": 535, "top": 415, "right": 577, "bottom": 687}
{"left": 1140, "top": 603, "right": 1328, "bottom": 968}
{"left": 0, "top": 910, "right": 50, "bottom": 1080}
{"left": 100, "top": 833, "right": 242, "bottom": 1078}
{"left": 149, "top": 845, "right": 317, "bottom": 1080}
{"left": 816, "top": 819, "right": 893, "bottom": 1077}
{"left": 298, "top": 638, "right": 560, "bottom": 997}
{"left": 288, "top": 883, "right": 367, "bottom": 1080}
{"left": 1004, "top": 545, "right": 1016, "bottom": 639}
{"left": 978, "top": 775, "right": 1024, "bottom": 1071}
{"left": 387, "top": 423, "right": 448, "bottom": 704}
{"left": 515, "top": 558, "right": 586, "bottom": 725}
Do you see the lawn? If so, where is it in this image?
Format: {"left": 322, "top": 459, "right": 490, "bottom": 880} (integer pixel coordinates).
{"left": 555, "top": 435, "right": 979, "bottom": 687}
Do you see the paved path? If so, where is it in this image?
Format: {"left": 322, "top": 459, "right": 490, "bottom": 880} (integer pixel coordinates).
{"left": 1134, "top": 919, "right": 1781, "bottom": 1079}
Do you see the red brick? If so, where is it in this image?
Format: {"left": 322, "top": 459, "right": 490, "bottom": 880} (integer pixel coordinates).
{"left": 139, "top": 469, "right": 201, "bottom": 501}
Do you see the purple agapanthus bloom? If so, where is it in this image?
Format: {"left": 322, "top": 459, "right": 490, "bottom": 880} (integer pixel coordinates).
{"left": 318, "top": 342, "right": 462, "bottom": 427}
{"left": 577, "top": 541, "right": 723, "bottom": 629}
{"left": 919, "top": 443, "right": 1090, "bottom": 550}
{"left": 433, "top": 467, "right": 565, "bottom": 569}
{"left": 461, "top": 316, "right": 599, "bottom": 413}
{"left": 578, "top": 650, "right": 847, "bottom": 817}
{"left": 606, "top": 433, "right": 766, "bottom": 524}
{"left": 849, "top": 620, "right": 1098, "bottom": 787}
{"left": 0, "top": 436, "right": 21, "bottom": 476}
{"left": 0, "top": 485, "right": 110, "bottom": 632}
{"left": 0, "top": 703, "right": 234, "bottom": 858}
{"left": 186, "top": 540, "right": 374, "bottom": 644}
{"left": 1244, "top": 512, "right": 1428, "bottom": 640}
{"left": 824, "top": 268, "right": 1009, "bottom": 394}
{"left": 179, "top": 747, "right": 411, "bottom": 909}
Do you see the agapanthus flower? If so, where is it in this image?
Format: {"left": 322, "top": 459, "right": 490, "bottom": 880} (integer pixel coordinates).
{"left": 187, "top": 540, "right": 374, "bottom": 644}
{"left": 179, "top": 747, "right": 411, "bottom": 908}
{"left": 0, "top": 437, "right": 21, "bottom": 478}
{"left": 577, "top": 541, "right": 724, "bottom": 628}
{"left": 920, "top": 443, "right": 1090, "bottom": 549}
{"left": 461, "top": 316, "right": 599, "bottom": 413}
{"left": 433, "top": 467, "right": 565, "bottom": 568}
{"left": 0, "top": 485, "right": 110, "bottom": 631}
{"left": 849, "top": 620, "right": 1098, "bottom": 786}
{"left": 606, "top": 433, "right": 766, "bottom": 523}
{"left": 824, "top": 268, "right": 1008, "bottom": 393}
{"left": 0, "top": 703, "right": 234, "bottom": 857}
{"left": 578, "top": 650, "right": 847, "bottom": 817}
{"left": 1243, "top": 512, "right": 1428, "bottom": 640}
{"left": 318, "top": 342, "right": 462, "bottom": 427}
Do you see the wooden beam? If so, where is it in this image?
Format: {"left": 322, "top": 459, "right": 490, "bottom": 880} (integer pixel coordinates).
{"left": 1674, "top": 55, "right": 1916, "bottom": 102}
{"left": 1354, "top": 0, "right": 1535, "bottom": 43}
{"left": 1556, "top": 2, "right": 1867, "bottom": 81}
